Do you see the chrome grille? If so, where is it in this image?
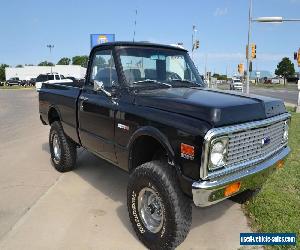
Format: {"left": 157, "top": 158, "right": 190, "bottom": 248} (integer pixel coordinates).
{"left": 225, "top": 120, "right": 286, "bottom": 167}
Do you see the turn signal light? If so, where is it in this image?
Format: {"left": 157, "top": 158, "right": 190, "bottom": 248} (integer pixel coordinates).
{"left": 224, "top": 182, "right": 241, "bottom": 197}
{"left": 180, "top": 143, "right": 194, "bottom": 157}
{"left": 276, "top": 160, "right": 285, "bottom": 169}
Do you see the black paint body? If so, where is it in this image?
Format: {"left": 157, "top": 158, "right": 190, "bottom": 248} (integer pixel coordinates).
{"left": 39, "top": 42, "right": 287, "bottom": 197}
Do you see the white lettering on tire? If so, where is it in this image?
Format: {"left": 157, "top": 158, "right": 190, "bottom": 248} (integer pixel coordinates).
{"left": 131, "top": 191, "right": 145, "bottom": 234}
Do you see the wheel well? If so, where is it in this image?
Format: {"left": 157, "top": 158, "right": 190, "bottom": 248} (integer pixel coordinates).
{"left": 129, "top": 135, "right": 168, "bottom": 172}
{"left": 48, "top": 108, "right": 60, "bottom": 124}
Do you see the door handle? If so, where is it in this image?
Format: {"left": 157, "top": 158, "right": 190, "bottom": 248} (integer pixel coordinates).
{"left": 79, "top": 97, "right": 88, "bottom": 111}
{"left": 79, "top": 96, "right": 89, "bottom": 101}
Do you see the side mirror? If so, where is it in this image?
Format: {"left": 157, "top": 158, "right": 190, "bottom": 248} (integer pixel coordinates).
{"left": 93, "top": 80, "right": 111, "bottom": 97}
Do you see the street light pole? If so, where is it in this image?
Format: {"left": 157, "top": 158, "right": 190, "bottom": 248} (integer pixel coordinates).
{"left": 46, "top": 44, "right": 54, "bottom": 73}
{"left": 245, "top": 0, "right": 253, "bottom": 94}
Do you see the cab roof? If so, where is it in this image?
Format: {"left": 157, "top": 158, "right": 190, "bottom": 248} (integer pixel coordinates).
{"left": 93, "top": 41, "right": 187, "bottom": 52}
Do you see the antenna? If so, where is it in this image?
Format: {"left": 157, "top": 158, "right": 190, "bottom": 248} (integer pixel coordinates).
{"left": 133, "top": 9, "right": 137, "bottom": 42}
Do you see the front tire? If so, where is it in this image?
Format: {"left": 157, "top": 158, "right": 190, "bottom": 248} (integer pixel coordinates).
{"left": 49, "top": 121, "right": 77, "bottom": 172}
{"left": 127, "top": 161, "right": 192, "bottom": 250}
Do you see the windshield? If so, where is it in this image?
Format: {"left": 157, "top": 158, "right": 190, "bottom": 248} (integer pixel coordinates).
{"left": 118, "top": 47, "right": 204, "bottom": 87}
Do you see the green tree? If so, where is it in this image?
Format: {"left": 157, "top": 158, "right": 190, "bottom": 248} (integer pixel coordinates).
{"left": 212, "top": 73, "right": 227, "bottom": 80}
{"left": 0, "top": 64, "right": 9, "bottom": 81}
{"left": 275, "top": 57, "right": 295, "bottom": 84}
{"left": 72, "top": 56, "right": 89, "bottom": 68}
{"left": 94, "top": 56, "right": 106, "bottom": 67}
{"left": 38, "top": 61, "right": 54, "bottom": 66}
{"left": 16, "top": 64, "right": 23, "bottom": 68}
{"left": 57, "top": 57, "right": 71, "bottom": 65}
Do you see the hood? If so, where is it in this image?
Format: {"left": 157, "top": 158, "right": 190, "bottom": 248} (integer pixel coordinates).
{"left": 134, "top": 87, "right": 286, "bottom": 127}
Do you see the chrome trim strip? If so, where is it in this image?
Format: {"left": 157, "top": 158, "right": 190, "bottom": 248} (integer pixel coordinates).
{"left": 193, "top": 146, "right": 290, "bottom": 207}
{"left": 200, "top": 113, "right": 291, "bottom": 179}
{"left": 43, "top": 82, "right": 81, "bottom": 89}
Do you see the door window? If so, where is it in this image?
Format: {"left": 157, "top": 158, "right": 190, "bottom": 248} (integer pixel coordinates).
{"left": 48, "top": 75, "right": 54, "bottom": 80}
{"left": 88, "top": 49, "right": 118, "bottom": 88}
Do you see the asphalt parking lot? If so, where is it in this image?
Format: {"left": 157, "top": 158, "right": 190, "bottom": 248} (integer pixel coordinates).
{"left": 0, "top": 89, "right": 252, "bottom": 250}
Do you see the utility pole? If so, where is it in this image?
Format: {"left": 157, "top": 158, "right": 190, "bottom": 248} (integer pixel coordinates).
{"left": 294, "top": 49, "right": 300, "bottom": 113}
{"left": 245, "top": 0, "right": 253, "bottom": 94}
{"left": 191, "top": 25, "right": 197, "bottom": 59}
{"left": 46, "top": 44, "right": 54, "bottom": 73}
{"left": 204, "top": 54, "right": 207, "bottom": 78}
{"left": 133, "top": 9, "right": 138, "bottom": 42}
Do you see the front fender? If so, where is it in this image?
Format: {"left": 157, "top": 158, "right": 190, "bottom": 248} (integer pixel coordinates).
{"left": 128, "top": 126, "right": 175, "bottom": 166}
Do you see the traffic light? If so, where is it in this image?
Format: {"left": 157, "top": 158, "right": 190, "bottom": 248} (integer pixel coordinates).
{"left": 293, "top": 49, "right": 300, "bottom": 66}
{"left": 193, "top": 40, "right": 200, "bottom": 50}
{"left": 251, "top": 44, "right": 257, "bottom": 59}
{"left": 238, "top": 64, "right": 244, "bottom": 74}
{"left": 294, "top": 52, "right": 298, "bottom": 60}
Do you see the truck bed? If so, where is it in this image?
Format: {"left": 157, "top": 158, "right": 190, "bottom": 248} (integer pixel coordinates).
{"left": 39, "top": 82, "right": 82, "bottom": 144}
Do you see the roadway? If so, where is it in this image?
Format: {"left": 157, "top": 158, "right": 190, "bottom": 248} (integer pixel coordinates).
{"left": 250, "top": 87, "right": 298, "bottom": 105}
{"left": 0, "top": 89, "right": 251, "bottom": 250}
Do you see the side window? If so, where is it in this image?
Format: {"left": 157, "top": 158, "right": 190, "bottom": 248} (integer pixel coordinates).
{"left": 55, "top": 75, "right": 60, "bottom": 80}
{"left": 48, "top": 75, "right": 54, "bottom": 81}
{"left": 88, "top": 49, "right": 117, "bottom": 88}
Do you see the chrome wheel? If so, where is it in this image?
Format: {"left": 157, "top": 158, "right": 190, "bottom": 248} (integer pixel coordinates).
{"left": 52, "top": 134, "right": 61, "bottom": 164}
{"left": 138, "top": 187, "right": 164, "bottom": 233}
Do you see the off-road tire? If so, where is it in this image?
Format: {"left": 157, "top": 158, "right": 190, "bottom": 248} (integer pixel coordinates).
{"left": 49, "top": 121, "right": 77, "bottom": 172}
{"left": 127, "top": 161, "right": 192, "bottom": 250}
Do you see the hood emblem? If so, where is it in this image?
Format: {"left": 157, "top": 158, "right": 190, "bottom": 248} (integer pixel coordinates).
{"left": 261, "top": 137, "right": 271, "bottom": 147}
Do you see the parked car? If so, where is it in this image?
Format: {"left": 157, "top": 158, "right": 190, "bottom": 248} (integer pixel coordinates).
{"left": 6, "top": 77, "right": 21, "bottom": 86}
{"left": 271, "top": 77, "right": 281, "bottom": 84}
{"left": 230, "top": 78, "right": 243, "bottom": 91}
{"left": 28, "top": 78, "right": 36, "bottom": 86}
{"left": 264, "top": 78, "right": 272, "bottom": 84}
{"left": 39, "top": 41, "right": 291, "bottom": 249}
{"left": 35, "top": 73, "right": 73, "bottom": 91}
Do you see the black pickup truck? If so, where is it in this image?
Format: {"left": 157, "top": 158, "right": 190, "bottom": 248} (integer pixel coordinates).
{"left": 39, "top": 42, "right": 290, "bottom": 249}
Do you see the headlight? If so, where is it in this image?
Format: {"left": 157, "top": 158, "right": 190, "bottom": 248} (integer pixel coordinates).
{"left": 209, "top": 137, "right": 228, "bottom": 170}
{"left": 283, "top": 120, "right": 289, "bottom": 141}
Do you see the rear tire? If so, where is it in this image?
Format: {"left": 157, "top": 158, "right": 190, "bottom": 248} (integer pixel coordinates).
{"left": 127, "top": 161, "right": 192, "bottom": 250}
{"left": 49, "top": 121, "right": 77, "bottom": 172}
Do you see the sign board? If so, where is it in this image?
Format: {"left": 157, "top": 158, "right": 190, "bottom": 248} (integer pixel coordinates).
{"left": 90, "top": 34, "right": 115, "bottom": 48}
{"left": 256, "top": 71, "right": 261, "bottom": 77}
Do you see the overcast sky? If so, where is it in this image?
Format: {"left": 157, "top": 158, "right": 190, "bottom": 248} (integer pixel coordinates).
{"left": 0, "top": 0, "right": 299, "bottom": 75}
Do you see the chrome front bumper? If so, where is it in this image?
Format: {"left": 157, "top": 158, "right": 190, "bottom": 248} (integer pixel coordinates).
{"left": 192, "top": 146, "right": 290, "bottom": 207}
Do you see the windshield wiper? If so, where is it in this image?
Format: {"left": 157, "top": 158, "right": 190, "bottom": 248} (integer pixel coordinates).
{"left": 132, "top": 79, "right": 172, "bottom": 88}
